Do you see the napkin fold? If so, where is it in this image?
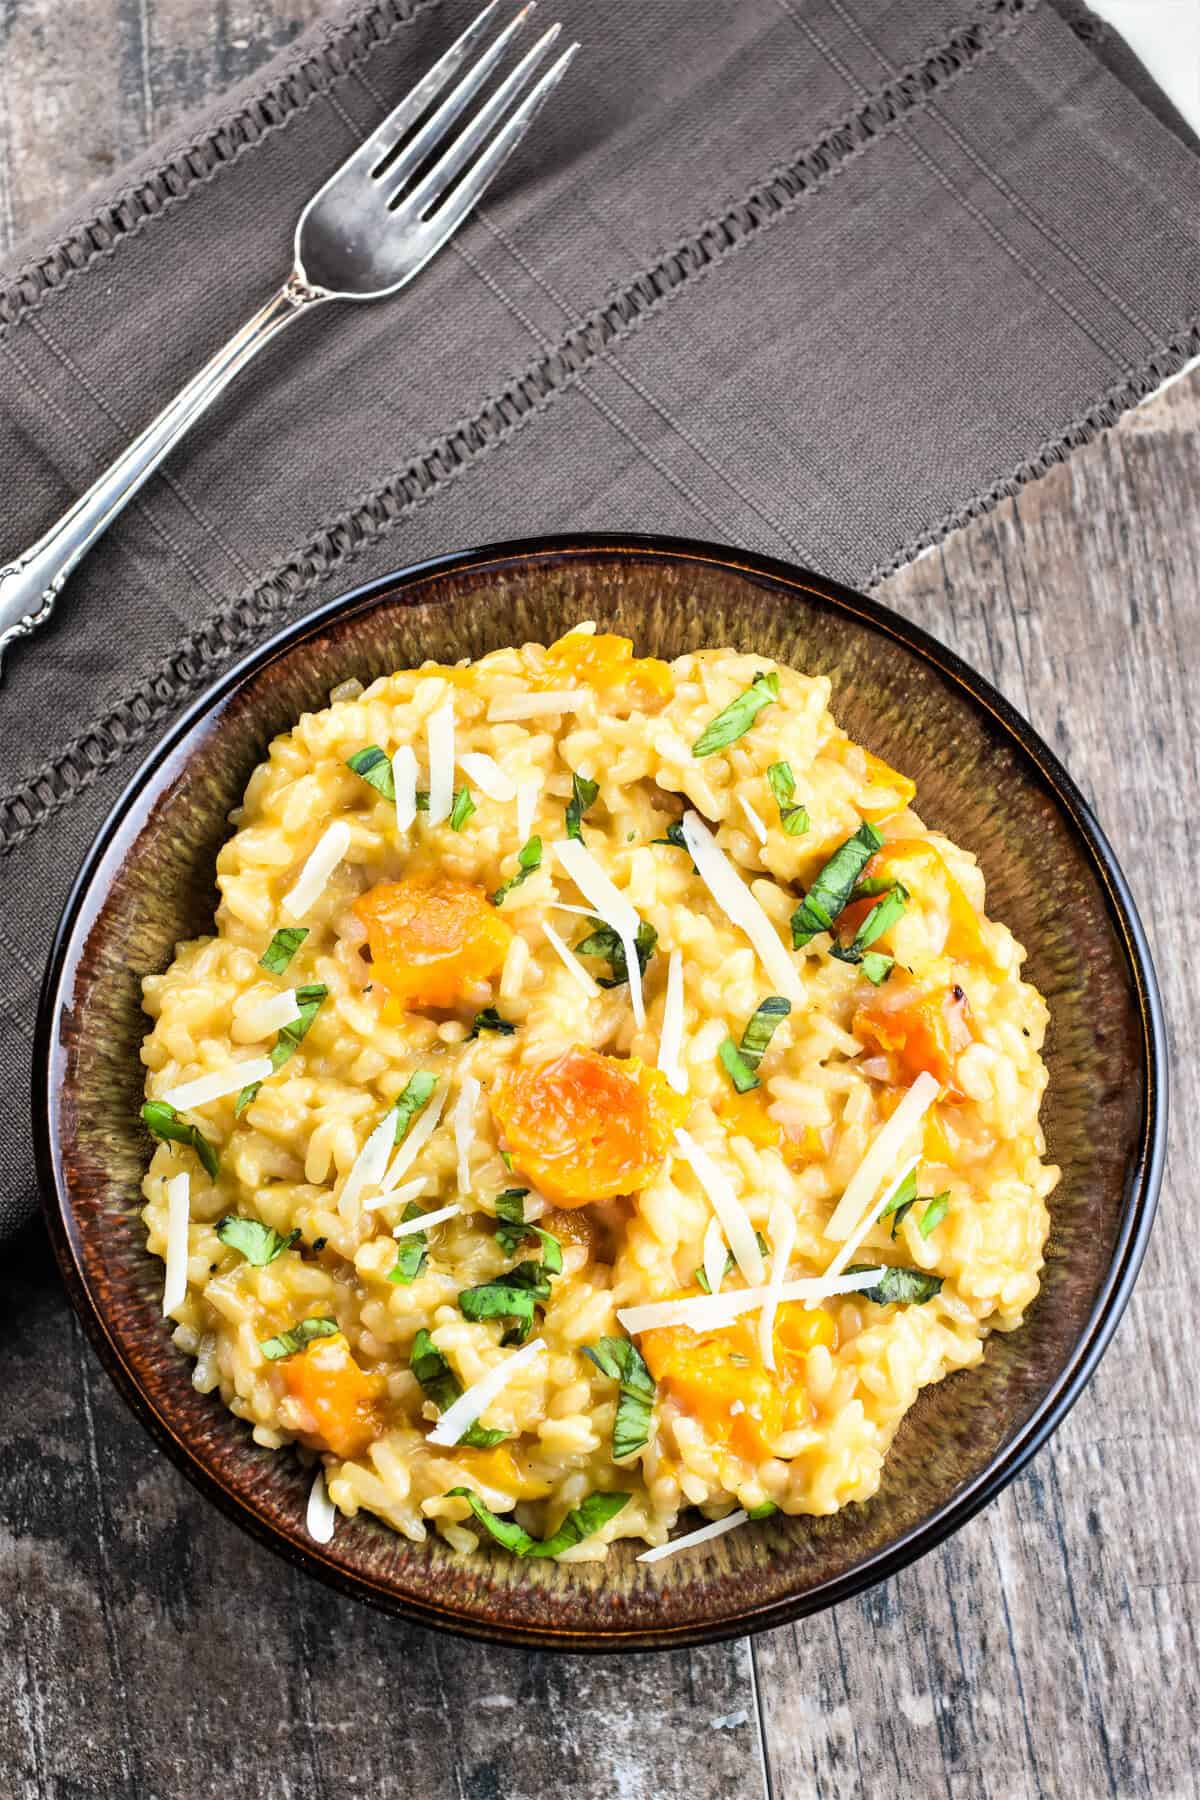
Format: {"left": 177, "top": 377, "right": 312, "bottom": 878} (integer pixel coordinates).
{"left": 1, "top": 0, "right": 1198, "bottom": 1237}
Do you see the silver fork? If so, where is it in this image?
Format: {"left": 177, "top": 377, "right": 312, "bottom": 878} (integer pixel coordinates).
{"left": 0, "top": 1, "right": 577, "bottom": 675}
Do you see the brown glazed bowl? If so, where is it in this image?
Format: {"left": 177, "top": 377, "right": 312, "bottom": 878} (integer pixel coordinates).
{"left": 34, "top": 535, "right": 1165, "bottom": 1651}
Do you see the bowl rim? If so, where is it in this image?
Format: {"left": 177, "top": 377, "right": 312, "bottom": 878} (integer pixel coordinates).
{"left": 33, "top": 531, "right": 1168, "bottom": 1652}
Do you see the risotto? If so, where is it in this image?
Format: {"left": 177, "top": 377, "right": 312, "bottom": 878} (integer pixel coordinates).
{"left": 139, "top": 628, "right": 1057, "bottom": 1563}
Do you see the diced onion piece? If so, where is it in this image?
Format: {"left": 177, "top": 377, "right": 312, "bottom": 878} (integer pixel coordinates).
{"left": 427, "top": 1336, "right": 546, "bottom": 1446}
{"left": 282, "top": 820, "right": 352, "bottom": 920}
{"left": 233, "top": 988, "right": 301, "bottom": 1040}
{"left": 161, "top": 1056, "right": 274, "bottom": 1111}
{"left": 739, "top": 796, "right": 768, "bottom": 844}
{"left": 362, "top": 1176, "right": 430, "bottom": 1215}
{"left": 758, "top": 1199, "right": 797, "bottom": 1372}
{"left": 306, "top": 1469, "right": 337, "bottom": 1544}
{"left": 393, "top": 1201, "right": 461, "bottom": 1238}
{"left": 454, "top": 1076, "right": 480, "bottom": 1194}
{"left": 338, "top": 1107, "right": 399, "bottom": 1222}
{"left": 541, "top": 919, "right": 601, "bottom": 997}
{"left": 392, "top": 745, "right": 419, "bottom": 833}
{"left": 823, "top": 1072, "right": 940, "bottom": 1240}
{"left": 616, "top": 1267, "right": 888, "bottom": 1336}
{"left": 161, "top": 1172, "right": 191, "bottom": 1317}
{"left": 458, "top": 751, "right": 517, "bottom": 803}
{"left": 824, "top": 1155, "right": 920, "bottom": 1281}
{"left": 680, "top": 813, "right": 803, "bottom": 1004}
{"left": 702, "top": 1215, "right": 727, "bottom": 1297}
{"left": 426, "top": 702, "right": 455, "bottom": 825}
{"left": 675, "top": 1128, "right": 764, "bottom": 1286}
{"left": 382, "top": 1083, "right": 450, "bottom": 1189}
{"left": 487, "top": 690, "right": 585, "bottom": 722}
{"left": 638, "top": 1510, "right": 750, "bottom": 1564}
{"left": 516, "top": 776, "right": 541, "bottom": 843}
{"left": 552, "top": 838, "right": 647, "bottom": 1028}
{"left": 657, "top": 947, "right": 687, "bottom": 1093}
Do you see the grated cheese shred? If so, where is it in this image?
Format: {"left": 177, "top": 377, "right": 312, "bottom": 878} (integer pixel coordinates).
{"left": 680, "top": 812, "right": 804, "bottom": 1004}
{"left": 638, "top": 1510, "right": 751, "bottom": 1563}
{"left": 161, "top": 1171, "right": 190, "bottom": 1317}
{"left": 161, "top": 1056, "right": 274, "bottom": 1112}
{"left": 657, "top": 947, "right": 687, "bottom": 1093}
{"left": 427, "top": 1337, "right": 546, "bottom": 1446}
{"left": 541, "top": 919, "right": 601, "bottom": 997}
{"left": 552, "top": 837, "right": 647, "bottom": 1027}
{"left": 458, "top": 751, "right": 516, "bottom": 803}
{"left": 674, "top": 1128, "right": 764, "bottom": 1286}
{"left": 392, "top": 745, "right": 419, "bottom": 833}
{"left": 282, "top": 819, "right": 352, "bottom": 920}
{"left": 823, "top": 1072, "right": 939, "bottom": 1240}
{"left": 426, "top": 702, "right": 455, "bottom": 826}
{"left": 306, "top": 1469, "right": 337, "bottom": 1544}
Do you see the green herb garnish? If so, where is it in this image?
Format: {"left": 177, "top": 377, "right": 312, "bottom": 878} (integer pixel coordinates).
{"left": 141, "top": 1101, "right": 220, "bottom": 1181}
{"left": 717, "top": 995, "right": 791, "bottom": 1093}
{"left": 216, "top": 1216, "right": 299, "bottom": 1266}
{"left": 346, "top": 745, "right": 394, "bottom": 800}
{"left": 416, "top": 790, "right": 430, "bottom": 812}
{"left": 236, "top": 982, "right": 328, "bottom": 1113}
{"left": 790, "top": 823, "right": 883, "bottom": 947}
{"left": 830, "top": 883, "right": 908, "bottom": 967}
{"left": 565, "top": 772, "right": 599, "bottom": 841}
{"left": 449, "top": 1487, "right": 630, "bottom": 1557}
{"left": 880, "top": 1167, "right": 918, "bottom": 1238}
{"left": 583, "top": 1336, "right": 656, "bottom": 1459}
{"left": 469, "top": 1007, "right": 517, "bottom": 1038}
{"left": 844, "top": 1264, "right": 944, "bottom": 1306}
{"left": 718, "top": 1037, "right": 760, "bottom": 1093}
{"left": 259, "top": 1315, "right": 338, "bottom": 1360}
{"left": 861, "top": 952, "right": 895, "bottom": 986}
{"left": 449, "top": 786, "right": 476, "bottom": 832}
{"left": 653, "top": 819, "right": 689, "bottom": 851}
{"left": 409, "top": 1329, "right": 508, "bottom": 1446}
{"left": 392, "top": 1070, "right": 438, "bottom": 1144}
{"left": 458, "top": 1260, "right": 554, "bottom": 1344}
{"left": 491, "top": 836, "right": 542, "bottom": 906}
{"left": 766, "top": 762, "right": 809, "bottom": 836}
{"left": 919, "top": 1193, "right": 950, "bottom": 1238}
{"left": 573, "top": 916, "right": 658, "bottom": 988}
{"left": 692, "top": 671, "right": 780, "bottom": 757}
{"left": 492, "top": 1191, "right": 564, "bottom": 1272}
{"left": 388, "top": 1203, "right": 430, "bottom": 1284}
{"left": 746, "top": 1501, "right": 779, "bottom": 1520}
{"left": 259, "top": 927, "right": 308, "bottom": 975}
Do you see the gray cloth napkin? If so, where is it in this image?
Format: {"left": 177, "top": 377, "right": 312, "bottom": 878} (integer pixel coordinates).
{"left": 1, "top": 0, "right": 1198, "bottom": 1239}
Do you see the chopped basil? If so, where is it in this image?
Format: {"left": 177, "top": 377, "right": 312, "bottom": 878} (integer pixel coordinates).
{"left": 416, "top": 790, "right": 430, "bottom": 812}
{"left": 746, "top": 1501, "right": 779, "bottom": 1520}
{"left": 850, "top": 876, "right": 894, "bottom": 902}
{"left": 880, "top": 1168, "right": 918, "bottom": 1238}
{"left": 844, "top": 1264, "right": 944, "bottom": 1306}
{"left": 583, "top": 1336, "right": 655, "bottom": 1459}
{"left": 491, "top": 1189, "right": 564, "bottom": 1272}
{"left": 216, "top": 1216, "right": 299, "bottom": 1266}
{"left": 236, "top": 982, "right": 329, "bottom": 1113}
{"left": 565, "top": 772, "right": 599, "bottom": 841}
{"left": 718, "top": 1036, "right": 760, "bottom": 1093}
{"left": 831, "top": 882, "right": 909, "bottom": 967}
{"left": 653, "top": 818, "right": 688, "bottom": 851}
{"left": 311, "top": 1237, "right": 328, "bottom": 1252}
{"left": 140, "top": 1101, "right": 220, "bottom": 1181}
{"left": 692, "top": 671, "right": 780, "bottom": 758}
{"left": 449, "top": 1486, "right": 630, "bottom": 1557}
{"left": 573, "top": 916, "right": 658, "bottom": 988}
{"left": 919, "top": 1192, "right": 950, "bottom": 1238}
{"left": 388, "top": 1203, "right": 430, "bottom": 1284}
{"left": 346, "top": 745, "right": 394, "bottom": 801}
{"left": 392, "top": 1070, "right": 438, "bottom": 1144}
{"left": 469, "top": 1007, "right": 517, "bottom": 1038}
{"left": 259, "top": 1315, "right": 338, "bottom": 1360}
{"left": 500, "top": 1149, "right": 515, "bottom": 1171}
{"left": 491, "top": 835, "right": 542, "bottom": 906}
{"left": 409, "top": 1329, "right": 507, "bottom": 1446}
{"left": 738, "top": 996, "right": 791, "bottom": 1069}
{"left": 790, "top": 823, "right": 883, "bottom": 947}
{"left": 458, "top": 1260, "right": 553, "bottom": 1344}
{"left": 861, "top": 952, "right": 895, "bottom": 986}
{"left": 259, "top": 927, "right": 308, "bottom": 975}
{"left": 766, "top": 762, "right": 809, "bottom": 836}
{"left": 449, "top": 786, "right": 476, "bottom": 832}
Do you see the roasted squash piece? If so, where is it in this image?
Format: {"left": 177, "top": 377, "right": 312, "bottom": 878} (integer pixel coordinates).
{"left": 280, "top": 1330, "right": 385, "bottom": 1460}
{"left": 541, "top": 632, "right": 673, "bottom": 706}
{"left": 354, "top": 874, "right": 512, "bottom": 1010}
{"left": 854, "top": 975, "right": 975, "bottom": 1099}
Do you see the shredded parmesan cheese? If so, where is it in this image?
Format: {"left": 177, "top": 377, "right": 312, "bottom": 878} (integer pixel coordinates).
{"left": 426, "top": 702, "right": 455, "bottom": 825}
{"left": 392, "top": 744, "right": 418, "bottom": 833}
{"left": 541, "top": 919, "right": 601, "bottom": 996}
{"left": 454, "top": 1076, "right": 480, "bottom": 1193}
{"left": 680, "top": 812, "right": 804, "bottom": 1004}
{"left": 616, "top": 1267, "right": 888, "bottom": 1336}
{"left": 393, "top": 1201, "right": 461, "bottom": 1238}
{"left": 739, "top": 795, "right": 768, "bottom": 844}
{"left": 362, "top": 1176, "right": 430, "bottom": 1214}
{"left": 282, "top": 819, "right": 352, "bottom": 920}
{"left": 161, "top": 1171, "right": 190, "bottom": 1317}
{"left": 702, "top": 1215, "right": 727, "bottom": 1297}
{"left": 638, "top": 1510, "right": 751, "bottom": 1563}
{"left": 337, "top": 1107, "right": 398, "bottom": 1221}
{"left": 657, "top": 947, "right": 687, "bottom": 1093}
{"left": 427, "top": 1337, "right": 546, "bottom": 1446}
{"left": 306, "top": 1469, "right": 337, "bottom": 1544}
{"left": 823, "top": 1072, "right": 939, "bottom": 1240}
{"left": 758, "top": 1198, "right": 797, "bottom": 1371}
{"left": 824, "top": 1156, "right": 920, "bottom": 1281}
{"left": 675, "top": 1128, "right": 764, "bottom": 1286}
{"left": 552, "top": 838, "right": 647, "bottom": 1028}
{"left": 232, "top": 987, "right": 301, "bottom": 1041}
{"left": 161, "top": 1056, "right": 274, "bottom": 1112}
{"left": 487, "top": 690, "right": 585, "bottom": 722}
{"left": 382, "top": 1083, "right": 449, "bottom": 1189}
{"left": 458, "top": 751, "right": 516, "bottom": 803}
{"left": 516, "top": 776, "right": 541, "bottom": 843}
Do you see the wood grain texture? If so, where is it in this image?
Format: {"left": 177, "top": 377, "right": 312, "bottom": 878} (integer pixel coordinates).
{"left": 0, "top": 3, "right": 1196, "bottom": 1796}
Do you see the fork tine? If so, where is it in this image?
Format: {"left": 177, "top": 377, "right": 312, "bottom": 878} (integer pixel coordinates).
{"left": 352, "top": 0, "right": 504, "bottom": 178}
{"left": 420, "top": 43, "right": 578, "bottom": 238}
{"left": 380, "top": 3, "right": 537, "bottom": 201}
{"left": 402, "top": 22, "right": 562, "bottom": 219}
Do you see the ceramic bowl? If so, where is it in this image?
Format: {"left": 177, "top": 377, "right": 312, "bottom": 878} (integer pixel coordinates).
{"left": 34, "top": 534, "right": 1166, "bottom": 1650}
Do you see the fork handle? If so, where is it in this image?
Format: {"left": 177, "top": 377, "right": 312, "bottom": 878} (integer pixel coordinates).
{"left": 0, "top": 274, "right": 329, "bottom": 676}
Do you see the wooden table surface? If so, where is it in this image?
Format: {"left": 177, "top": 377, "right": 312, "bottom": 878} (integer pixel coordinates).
{"left": 2, "top": 7, "right": 1196, "bottom": 1798}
